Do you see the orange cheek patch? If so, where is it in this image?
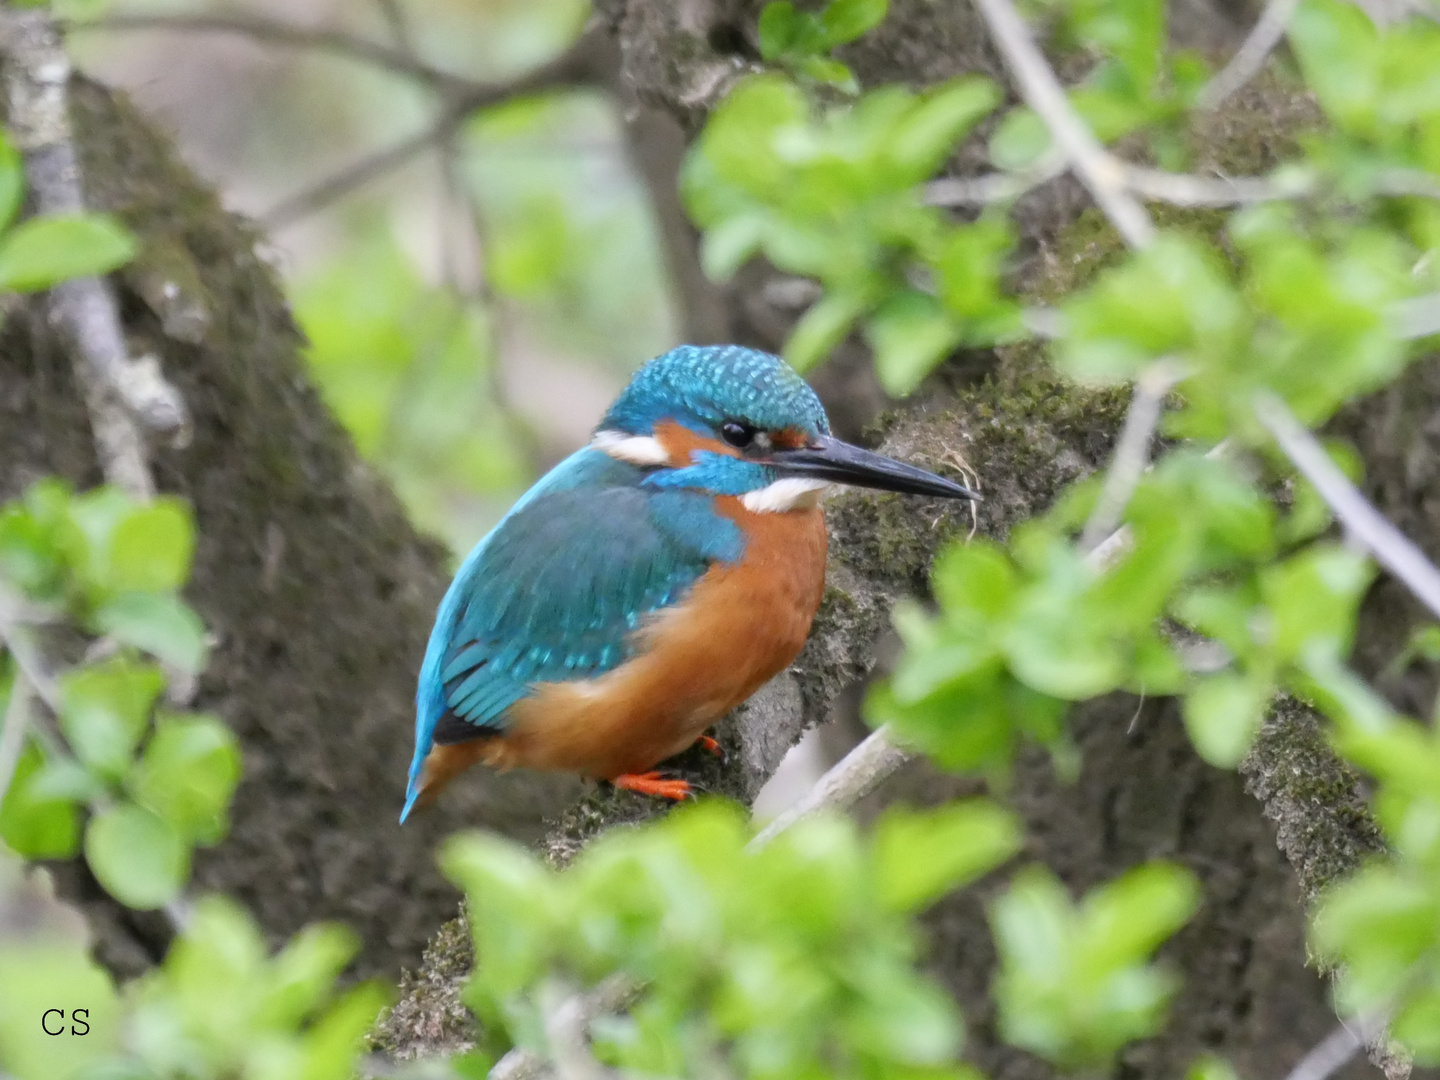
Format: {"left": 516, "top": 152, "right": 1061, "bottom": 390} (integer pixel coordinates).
{"left": 772, "top": 427, "right": 812, "bottom": 449}
{"left": 653, "top": 419, "right": 738, "bottom": 464}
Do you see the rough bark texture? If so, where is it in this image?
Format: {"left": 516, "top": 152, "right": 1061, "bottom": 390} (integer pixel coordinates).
{"left": 0, "top": 76, "right": 585, "bottom": 980}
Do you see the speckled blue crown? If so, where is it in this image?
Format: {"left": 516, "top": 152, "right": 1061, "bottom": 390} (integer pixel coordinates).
{"left": 601, "top": 345, "right": 831, "bottom": 439}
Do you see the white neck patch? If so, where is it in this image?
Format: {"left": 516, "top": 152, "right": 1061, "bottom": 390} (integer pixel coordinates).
{"left": 740, "top": 478, "right": 832, "bottom": 513}
{"left": 591, "top": 429, "right": 670, "bottom": 466}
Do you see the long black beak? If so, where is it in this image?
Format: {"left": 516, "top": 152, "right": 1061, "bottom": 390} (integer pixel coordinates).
{"left": 767, "top": 435, "right": 979, "bottom": 500}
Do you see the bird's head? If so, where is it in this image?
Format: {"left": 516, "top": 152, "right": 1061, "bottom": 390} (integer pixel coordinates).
{"left": 594, "top": 345, "right": 978, "bottom": 511}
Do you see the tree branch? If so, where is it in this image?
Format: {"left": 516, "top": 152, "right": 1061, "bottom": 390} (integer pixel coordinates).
{"left": 1198, "top": 0, "right": 1305, "bottom": 110}
{"left": 968, "top": 0, "right": 1156, "bottom": 247}
{"left": 1281, "top": 1007, "right": 1392, "bottom": 1080}
{"left": 260, "top": 26, "right": 608, "bottom": 228}
{"left": 70, "top": 12, "right": 473, "bottom": 95}
{"left": 927, "top": 164, "right": 1440, "bottom": 211}
{"left": 749, "top": 725, "right": 912, "bottom": 849}
{"left": 0, "top": 6, "right": 188, "bottom": 500}
{"left": 1254, "top": 391, "right": 1440, "bottom": 623}
{"left": 1080, "top": 359, "right": 1182, "bottom": 551}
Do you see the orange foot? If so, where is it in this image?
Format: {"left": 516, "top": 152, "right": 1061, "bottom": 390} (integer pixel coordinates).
{"left": 696, "top": 735, "right": 724, "bottom": 758}
{"left": 612, "top": 772, "right": 693, "bottom": 801}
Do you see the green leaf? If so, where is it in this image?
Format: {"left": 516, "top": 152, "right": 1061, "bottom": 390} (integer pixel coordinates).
{"left": 0, "top": 740, "right": 81, "bottom": 859}
{"left": 0, "top": 130, "right": 24, "bottom": 233}
{"left": 989, "top": 108, "right": 1051, "bottom": 171}
{"left": 128, "top": 713, "right": 241, "bottom": 845}
{"left": 260, "top": 921, "right": 363, "bottom": 1029}
{"left": 865, "top": 290, "right": 962, "bottom": 396}
{"left": 1287, "top": 0, "right": 1380, "bottom": 136}
{"left": 0, "top": 213, "right": 136, "bottom": 293}
{"left": 0, "top": 864, "right": 120, "bottom": 1080}
{"left": 0, "top": 503, "right": 63, "bottom": 598}
{"left": 758, "top": 1, "right": 802, "bottom": 59}
{"left": 1182, "top": 671, "right": 1273, "bottom": 767}
{"left": 92, "top": 592, "right": 209, "bottom": 675}
{"left": 888, "top": 78, "right": 1000, "bottom": 181}
{"left": 798, "top": 56, "right": 858, "bottom": 90}
{"left": 874, "top": 800, "right": 1021, "bottom": 911}
{"left": 1189, "top": 1056, "right": 1241, "bottom": 1080}
{"left": 84, "top": 801, "right": 189, "bottom": 909}
{"left": 700, "top": 211, "right": 770, "bottom": 280}
{"left": 107, "top": 498, "right": 195, "bottom": 593}
{"left": 1260, "top": 545, "right": 1373, "bottom": 665}
{"left": 785, "top": 288, "right": 869, "bottom": 371}
{"left": 821, "top": 0, "right": 889, "bottom": 46}
{"left": 58, "top": 658, "right": 164, "bottom": 779}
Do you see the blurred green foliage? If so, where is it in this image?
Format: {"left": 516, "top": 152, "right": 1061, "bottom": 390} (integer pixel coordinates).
{"left": 0, "top": 482, "right": 235, "bottom": 907}
{"left": 758, "top": 0, "right": 890, "bottom": 91}
{"left": 684, "top": 75, "right": 1019, "bottom": 394}
{"left": 445, "top": 799, "right": 1020, "bottom": 1077}
{"left": 0, "top": 481, "right": 380, "bottom": 1080}
{"left": 991, "top": 863, "right": 1199, "bottom": 1066}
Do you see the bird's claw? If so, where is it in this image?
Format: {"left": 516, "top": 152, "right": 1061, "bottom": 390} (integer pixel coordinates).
{"left": 612, "top": 771, "right": 694, "bottom": 801}
{"left": 695, "top": 735, "right": 726, "bottom": 762}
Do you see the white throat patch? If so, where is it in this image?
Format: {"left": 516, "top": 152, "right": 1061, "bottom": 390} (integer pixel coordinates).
{"left": 740, "top": 478, "right": 832, "bottom": 513}
{"left": 591, "top": 429, "right": 670, "bottom": 466}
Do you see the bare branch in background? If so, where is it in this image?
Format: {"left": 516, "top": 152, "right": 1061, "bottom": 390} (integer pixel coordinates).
{"left": 1255, "top": 391, "right": 1440, "bottom": 621}
{"left": 261, "top": 26, "right": 607, "bottom": 229}
{"left": 0, "top": 6, "right": 189, "bottom": 501}
{"left": 1080, "top": 359, "right": 1182, "bottom": 551}
{"left": 71, "top": 11, "right": 472, "bottom": 95}
{"left": 1198, "top": 0, "right": 1305, "bottom": 109}
{"left": 928, "top": 164, "right": 1440, "bottom": 212}
{"left": 968, "top": 0, "right": 1156, "bottom": 247}
{"left": 1281, "top": 1008, "right": 1393, "bottom": 1080}
{"left": 749, "top": 726, "right": 912, "bottom": 849}
{"left": 922, "top": 149, "right": 1067, "bottom": 206}
{"left": 491, "top": 976, "right": 641, "bottom": 1080}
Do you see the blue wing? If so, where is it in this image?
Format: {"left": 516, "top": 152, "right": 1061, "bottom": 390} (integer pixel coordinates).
{"left": 402, "top": 447, "right": 745, "bottom": 820}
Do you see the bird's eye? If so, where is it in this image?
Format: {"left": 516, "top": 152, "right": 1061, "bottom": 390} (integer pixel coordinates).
{"left": 721, "top": 421, "right": 756, "bottom": 448}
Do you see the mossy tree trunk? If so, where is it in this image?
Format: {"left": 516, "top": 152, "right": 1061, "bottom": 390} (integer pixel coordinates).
{"left": 0, "top": 76, "right": 584, "bottom": 980}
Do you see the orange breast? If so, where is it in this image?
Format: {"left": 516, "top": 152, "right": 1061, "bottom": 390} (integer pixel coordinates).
{"left": 491, "top": 497, "right": 828, "bottom": 779}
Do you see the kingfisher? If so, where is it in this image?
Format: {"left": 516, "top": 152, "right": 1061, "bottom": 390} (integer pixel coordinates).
{"left": 401, "top": 344, "right": 977, "bottom": 821}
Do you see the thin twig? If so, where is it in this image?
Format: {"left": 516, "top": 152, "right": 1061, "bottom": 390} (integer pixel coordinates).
{"left": 260, "top": 27, "right": 604, "bottom": 228}
{"left": 1281, "top": 1008, "right": 1390, "bottom": 1080}
{"left": 928, "top": 162, "right": 1440, "bottom": 211}
{"left": 922, "top": 148, "right": 1067, "bottom": 207}
{"left": 0, "top": 8, "right": 187, "bottom": 498}
{"left": 491, "top": 975, "right": 640, "bottom": 1080}
{"left": 1198, "top": 0, "right": 1305, "bottom": 110}
{"left": 1123, "top": 165, "right": 1301, "bottom": 206}
{"left": 541, "top": 982, "right": 619, "bottom": 1080}
{"left": 1080, "top": 359, "right": 1183, "bottom": 550}
{"left": 968, "top": 0, "right": 1156, "bottom": 247}
{"left": 71, "top": 12, "right": 471, "bottom": 94}
{"left": 748, "top": 726, "right": 914, "bottom": 849}
{"left": 1255, "top": 391, "right": 1440, "bottom": 622}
